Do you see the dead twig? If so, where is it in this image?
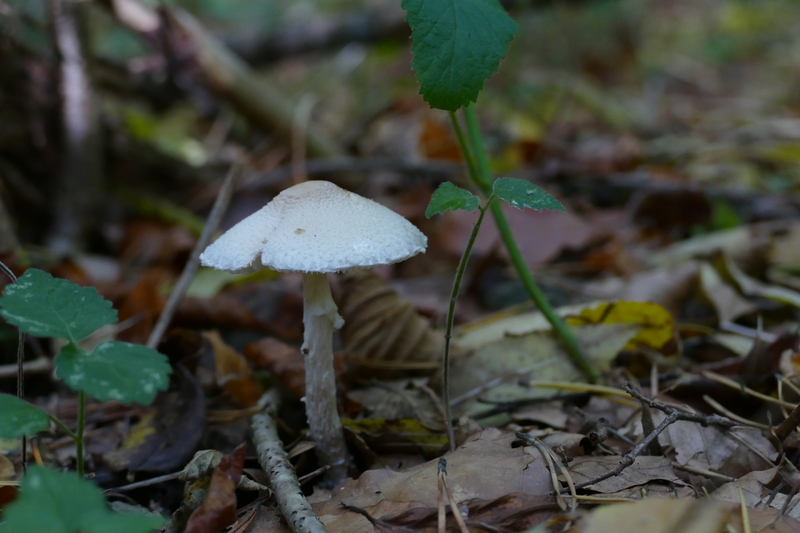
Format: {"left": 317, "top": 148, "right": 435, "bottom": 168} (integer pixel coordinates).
{"left": 340, "top": 503, "right": 408, "bottom": 533}
{"left": 251, "top": 389, "right": 327, "bottom": 533}
{"left": 516, "top": 432, "right": 576, "bottom": 511}
{"left": 564, "top": 384, "right": 737, "bottom": 492}
{"left": 165, "top": 7, "right": 340, "bottom": 159}
{"left": 146, "top": 163, "right": 242, "bottom": 349}
{"left": 0, "top": 357, "right": 51, "bottom": 380}
{"left": 49, "top": 0, "right": 104, "bottom": 253}
{"left": 774, "top": 403, "right": 800, "bottom": 443}
{"left": 437, "top": 459, "right": 469, "bottom": 533}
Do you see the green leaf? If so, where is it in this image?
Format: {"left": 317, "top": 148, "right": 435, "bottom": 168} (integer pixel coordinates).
{"left": 0, "top": 394, "right": 50, "bottom": 439}
{"left": 403, "top": 0, "right": 518, "bottom": 111}
{"left": 426, "top": 182, "right": 481, "bottom": 218}
{"left": 1, "top": 465, "right": 163, "bottom": 533}
{"left": 56, "top": 341, "right": 171, "bottom": 405}
{"left": 492, "top": 178, "right": 565, "bottom": 211}
{"left": 0, "top": 269, "right": 117, "bottom": 343}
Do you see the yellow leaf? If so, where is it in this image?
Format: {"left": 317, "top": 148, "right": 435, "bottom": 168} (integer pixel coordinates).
{"left": 342, "top": 418, "right": 447, "bottom": 452}
{"left": 565, "top": 301, "right": 674, "bottom": 350}
{"left": 119, "top": 412, "right": 157, "bottom": 449}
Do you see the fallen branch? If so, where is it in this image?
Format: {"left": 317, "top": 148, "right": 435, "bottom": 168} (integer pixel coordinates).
{"left": 165, "top": 7, "right": 340, "bottom": 159}
{"left": 251, "top": 389, "right": 327, "bottom": 533}
{"left": 565, "top": 384, "right": 737, "bottom": 492}
{"left": 774, "top": 403, "right": 800, "bottom": 443}
{"left": 146, "top": 163, "right": 242, "bottom": 349}
{"left": 49, "top": 0, "right": 104, "bottom": 253}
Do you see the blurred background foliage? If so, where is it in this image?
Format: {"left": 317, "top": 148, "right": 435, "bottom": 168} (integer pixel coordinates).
{"left": 3, "top": 0, "right": 800, "bottom": 193}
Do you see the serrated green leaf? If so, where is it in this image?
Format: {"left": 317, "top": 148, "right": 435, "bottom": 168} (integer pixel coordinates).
{"left": 0, "top": 394, "right": 50, "bottom": 439}
{"left": 403, "top": 0, "right": 518, "bottom": 110}
{"left": 492, "top": 177, "right": 565, "bottom": 211}
{"left": 0, "top": 269, "right": 117, "bottom": 343}
{"left": 55, "top": 342, "right": 171, "bottom": 405}
{"left": 1, "top": 465, "right": 163, "bottom": 533}
{"left": 426, "top": 182, "right": 481, "bottom": 218}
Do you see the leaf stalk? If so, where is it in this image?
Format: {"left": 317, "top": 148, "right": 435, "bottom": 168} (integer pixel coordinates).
{"left": 459, "top": 105, "right": 598, "bottom": 383}
{"left": 442, "top": 196, "right": 492, "bottom": 451}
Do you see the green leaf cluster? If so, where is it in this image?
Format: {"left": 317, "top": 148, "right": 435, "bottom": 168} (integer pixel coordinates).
{"left": 425, "top": 177, "right": 565, "bottom": 218}
{"left": 0, "top": 269, "right": 171, "bottom": 439}
{"left": 1, "top": 465, "right": 163, "bottom": 533}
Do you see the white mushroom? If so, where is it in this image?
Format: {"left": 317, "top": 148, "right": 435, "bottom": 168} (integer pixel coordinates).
{"left": 200, "top": 180, "right": 427, "bottom": 485}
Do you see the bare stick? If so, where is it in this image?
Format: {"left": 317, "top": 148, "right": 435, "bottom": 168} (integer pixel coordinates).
{"left": 437, "top": 459, "right": 469, "bottom": 533}
{"left": 106, "top": 472, "right": 181, "bottom": 493}
{"left": 49, "top": 0, "right": 104, "bottom": 253}
{"left": 774, "top": 403, "right": 800, "bottom": 443}
{"left": 252, "top": 390, "right": 328, "bottom": 533}
{"left": 146, "top": 163, "right": 242, "bottom": 349}
{"left": 565, "top": 385, "right": 737, "bottom": 492}
{"left": 0, "top": 357, "right": 52, "bottom": 379}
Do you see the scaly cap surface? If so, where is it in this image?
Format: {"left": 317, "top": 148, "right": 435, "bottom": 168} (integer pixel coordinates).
{"left": 200, "top": 180, "right": 428, "bottom": 274}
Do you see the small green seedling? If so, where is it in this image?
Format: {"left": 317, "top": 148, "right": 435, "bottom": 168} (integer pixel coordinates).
{"left": 0, "top": 268, "right": 171, "bottom": 476}
{"left": 402, "top": 0, "right": 598, "bottom": 411}
{"left": 1, "top": 465, "right": 163, "bottom": 533}
{"left": 426, "top": 178, "right": 564, "bottom": 449}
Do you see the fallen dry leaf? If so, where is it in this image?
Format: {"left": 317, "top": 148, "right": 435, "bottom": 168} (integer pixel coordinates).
{"left": 436, "top": 203, "right": 601, "bottom": 267}
{"left": 247, "top": 429, "right": 555, "bottom": 532}
{"left": 660, "top": 421, "right": 777, "bottom": 478}
{"left": 204, "top": 330, "right": 264, "bottom": 408}
{"left": 583, "top": 262, "right": 699, "bottom": 319}
{"left": 566, "top": 455, "right": 694, "bottom": 497}
{"left": 378, "top": 492, "right": 561, "bottom": 532}
{"left": 698, "top": 262, "right": 757, "bottom": 323}
{"left": 186, "top": 443, "right": 245, "bottom": 533}
{"left": 578, "top": 496, "right": 800, "bottom": 533}
{"left": 450, "top": 322, "right": 640, "bottom": 410}
{"left": 105, "top": 364, "right": 206, "bottom": 472}
{"left": 338, "top": 270, "right": 444, "bottom": 379}
{"left": 711, "top": 466, "right": 779, "bottom": 508}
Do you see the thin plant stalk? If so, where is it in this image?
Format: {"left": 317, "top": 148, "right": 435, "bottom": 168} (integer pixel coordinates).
{"left": 461, "top": 105, "right": 598, "bottom": 382}
{"left": 448, "top": 111, "right": 478, "bottom": 180}
{"left": 442, "top": 197, "right": 492, "bottom": 452}
{"left": 47, "top": 414, "right": 78, "bottom": 441}
{"left": 76, "top": 390, "right": 85, "bottom": 477}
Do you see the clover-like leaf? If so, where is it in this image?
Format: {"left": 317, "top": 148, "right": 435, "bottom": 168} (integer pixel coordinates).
{"left": 1, "top": 465, "right": 163, "bottom": 533}
{"left": 492, "top": 177, "right": 565, "bottom": 211}
{"left": 426, "top": 182, "right": 481, "bottom": 218}
{"left": 55, "top": 341, "right": 171, "bottom": 405}
{"left": 403, "top": 0, "right": 518, "bottom": 110}
{"left": 0, "top": 269, "right": 117, "bottom": 343}
{"left": 0, "top": 394, "right": 50, "bottom": 439}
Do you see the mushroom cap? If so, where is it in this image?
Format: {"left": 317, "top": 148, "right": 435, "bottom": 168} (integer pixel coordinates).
{"left": 200, "top": 180, "right": 428, "bottom": 274}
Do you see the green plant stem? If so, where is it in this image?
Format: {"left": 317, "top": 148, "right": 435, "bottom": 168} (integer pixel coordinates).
{"left": 47, "top": 414, "right": 78, "bottom": 441}
{"left": 448, "top": 111, "right": 478, "bottom": 181}
{"left": 461, "top": 105, "right": 599, "bottom": 383}
{"left": 462, "top": 105, "right": 493, "bottom": 193}
{"left": 76, "top": 391, "right": 85, "bottom": 477}
{"left": 443, "top": 198, "right": 492, "bottom": 452}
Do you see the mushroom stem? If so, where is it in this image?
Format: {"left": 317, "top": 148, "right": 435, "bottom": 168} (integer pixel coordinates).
{"left": 302, "top": 272, "right": 349, "bottom": 486}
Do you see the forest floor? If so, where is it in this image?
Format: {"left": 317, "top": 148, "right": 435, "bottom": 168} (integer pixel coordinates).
{"left": 3, "top": 0, "right": 800, "bottom": 532}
